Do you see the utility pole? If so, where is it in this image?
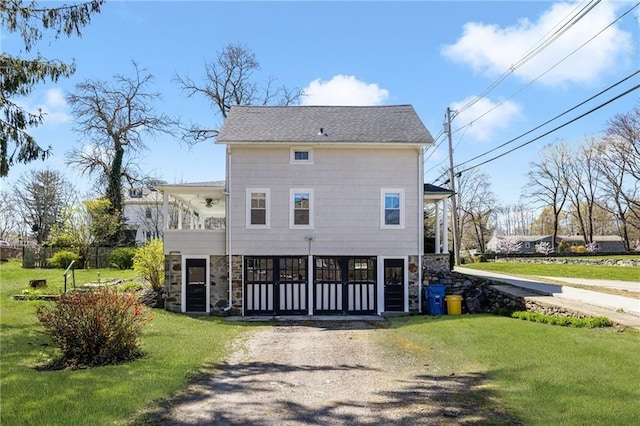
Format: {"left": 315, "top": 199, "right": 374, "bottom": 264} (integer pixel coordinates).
{"left": 445, "top": 107, "right": 461, "bottom": 266}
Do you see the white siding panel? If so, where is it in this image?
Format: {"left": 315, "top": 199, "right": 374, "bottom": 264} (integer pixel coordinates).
{"left": 163, "top": 230, "right": 225, "bottom": 255}
{"left": 229, "top": 145, "right": 420, "bottom": 256}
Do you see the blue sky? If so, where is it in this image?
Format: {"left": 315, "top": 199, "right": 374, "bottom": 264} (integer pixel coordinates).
{"left": 2, "top": 0, "right": 639, "bottom": 205}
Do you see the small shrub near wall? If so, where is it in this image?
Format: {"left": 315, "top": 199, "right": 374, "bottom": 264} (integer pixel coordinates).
{"left": 36, "top": 287, "right": 152, "bottom": 368}
{"left": 108, "top": 247, "right": 137, "bottom": 269}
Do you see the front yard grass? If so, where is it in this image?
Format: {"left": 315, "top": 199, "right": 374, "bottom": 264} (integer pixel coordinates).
{"left": 0, "top": 260, "right": 248, "bottom": 425}
{"left": 462, "top": 258, "right": 640, "bottom": 282}
{"left": 386, "top": 315, "right": 640, "bottom": 425}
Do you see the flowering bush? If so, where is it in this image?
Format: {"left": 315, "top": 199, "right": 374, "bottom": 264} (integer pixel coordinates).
{"left": 36, "top": 287, "right": 151, "bottom": 368}
{"left": 133, "top": 239, "right": 164, "bottom": 291}
{"left": 535, "top": 241, "right": 554, "bottom": 255}
{"left": 497, "top": 236, "right": 522, "bottom": 255}
{"left": 585, "top": 242, "right": 600, "bottom": 253}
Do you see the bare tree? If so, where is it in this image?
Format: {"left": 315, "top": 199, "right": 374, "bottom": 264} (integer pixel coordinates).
{"left": 456, "top": 169, "right": 497, "bottom": 252}
{"left": 11, "top": 168, "right": 77, "bottom": 244}
{"left": 65, "top": 62, "right": 176, "bottom": 228}
{"left": 175, "top": 43, "right": 304, "bottom": 143}
{"left": 564, "top": 138, "right": 601, "bottom": 244}
{"left": 0, "top": 1, "right": 104, "bottom": 177}
{"left": 494, "top": 203, "right": 535, "bottom": 236}
{"left": 524, "top": 142, "right": 570, "bottom": 249}
{"left": 593, "top": 136, "right": 638, "bottom": 251}
{"left": 0, "top": 189, "right": 21, "bottom": 241}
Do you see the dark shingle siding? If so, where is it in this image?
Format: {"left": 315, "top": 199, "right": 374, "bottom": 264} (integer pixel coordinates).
{"left": 217, "top": 105, "right": 434, "bottom": 144}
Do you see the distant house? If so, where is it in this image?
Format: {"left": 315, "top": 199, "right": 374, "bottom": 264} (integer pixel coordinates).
{"left": 158, "top": 105, "right": 455, "bottom": 317}
{"left": 486, "top": 234, "right": 627, "bottom": 254}
{"left": 122, "top": 185, "right": 165, "bottom": 245}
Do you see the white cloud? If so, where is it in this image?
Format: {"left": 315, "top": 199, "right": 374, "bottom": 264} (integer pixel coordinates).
{"left": 40, "top": 88, "right": 71, "bottom": 124}
{"left": 17, "top": 88, "right": 71, "bottom": 125}
{"left": 441, "top": 1, "right": 633, "bottom": 86}
{"left": 450, "top": 97, "right": 522, "bottom": 142}
{"left": 301, "top": 75, "right": 389, "bottom": 106}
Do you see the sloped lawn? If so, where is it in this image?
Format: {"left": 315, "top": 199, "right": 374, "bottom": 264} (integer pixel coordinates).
{"left": 0, "top": 260, "right": 248, "bottom": 425}
{"left": 461, "top": 257, "right": 640, "bottom": 281}
{"left": 386, "top": 315, "right": 640, "bottom": 425}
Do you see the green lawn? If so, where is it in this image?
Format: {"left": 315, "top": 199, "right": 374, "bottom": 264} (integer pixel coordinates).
{"left": 386, "top": 315, "right": 640, "bottom": 425}
{"left": 462, "top": 259, "right": 640, "bottom": 282}
{"left": 0, "top": 260, "right": 249, "bottom": 425}
{"left": 2, "top": 260, "right": 639, "bottom": 425}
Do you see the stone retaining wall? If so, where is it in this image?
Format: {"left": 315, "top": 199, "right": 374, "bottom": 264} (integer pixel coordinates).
{"left": 495, "top": 257, "right": 639, "bottom": 267}
{"left": 422, "top": 270, "right": 610, "bottom": 319}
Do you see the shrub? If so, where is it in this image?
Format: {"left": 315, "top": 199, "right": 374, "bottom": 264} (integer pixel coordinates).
{"left": 133, "top": 239, "right": 164, "bottom": 291}
{"left": 47, "top": 250, "right": 79, "bottom": 269}
{"left": 118, "top": 280, "right": 144, "bottom": 293}
{"left": 557, "top": 240, "right": 569, "bottom": 253}
{"left": 36, "top": 287, "right": 151, "bottom": 368}
{"left": 511, "top": 311, "right": 612, "bottom": 328}
{"left": 108, "top": 247, "right": 137, "bottom": 270}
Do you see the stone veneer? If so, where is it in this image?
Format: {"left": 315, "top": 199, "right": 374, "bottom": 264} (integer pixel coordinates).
{"left": 408, "top": 255, "right": 420, "bottom": 312}
{"left": 163, "top": 254, "right": 233, "bottom": 315}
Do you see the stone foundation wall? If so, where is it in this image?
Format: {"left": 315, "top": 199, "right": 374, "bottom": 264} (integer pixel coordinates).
{"left": 230, "top": 255, "right": 243, "bottom": 315}
{"left": 422, "top": 254, "right": 451, "bottom": 275}
{"left": 209, "top": 256, "right": 230, "bottom": 315}
{"left": 163, "top": 255, "right": 234, "bottom": 316}
{"left": 164, "top": 254, "right": 182, "bottom": 313}
{"left": 408, "top": 256, "right": 420, "bottom": 312}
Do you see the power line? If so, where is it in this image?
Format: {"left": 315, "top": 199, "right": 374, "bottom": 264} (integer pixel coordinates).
{"left": 455, "top": 0, "right": 602, "bottom": 115}
{"left": 455, "top": 69, "right": 640, "bottom": 169}
{"left": 452, "top": 1, "right": 639, "bottom": 136}
{"left": 456, "top": 82, "right": 640, "bottom": 175}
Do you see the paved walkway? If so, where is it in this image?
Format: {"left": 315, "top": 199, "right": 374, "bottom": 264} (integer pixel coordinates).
{"left": 454, "top": 267, "right": 640, "bottom": 329}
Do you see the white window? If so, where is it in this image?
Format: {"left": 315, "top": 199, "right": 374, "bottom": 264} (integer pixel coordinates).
{"left": 246, "top": 189, "right": 270, "bottom": 228}
{"left": 290, "top": 189, "right": 313, "bottom": 228}
{"left": 381, "top": 189, "right": 404, "bottom": 228}
{"left": 290, "top": 146, "right": 313, "bottom": 164}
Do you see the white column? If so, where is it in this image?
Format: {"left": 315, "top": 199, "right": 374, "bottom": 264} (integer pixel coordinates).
{"left": 162, "top": 192, "right": 169, "bottom": 230}
{"left": 443, "top": 199, "right": 449, "bottom": 253}
{"left": 434, "top": 201, "right": 441, "bottom": 254}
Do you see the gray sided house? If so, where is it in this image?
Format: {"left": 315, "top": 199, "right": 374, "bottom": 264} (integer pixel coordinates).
{"left": 487, "top": 234, "right": 627, "bottom": 254}
{"left": 159, "top": 105, "right": 454, "bottom": 317}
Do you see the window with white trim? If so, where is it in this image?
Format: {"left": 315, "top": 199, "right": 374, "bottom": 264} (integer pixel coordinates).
{"left": 290, "top": 189, "right": 313, "bottom": 228}
{"left": 381, "top": 189, "right": 404, "bottom": 228}
{"left": 290, "top": 146, "right": 313, "bottom": 164}
{"left": 246, "top": 189, "right": 270, "bottom": 228}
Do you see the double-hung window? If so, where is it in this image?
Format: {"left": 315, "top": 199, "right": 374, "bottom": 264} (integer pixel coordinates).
{"left": 246, "top": 189, "right": 270, "bottom": 228}
{"left": 381, "top": 189, "right": 404, "bottom": 228}
{"left": 290, "top": 189, "right": 313, "bottom": 228}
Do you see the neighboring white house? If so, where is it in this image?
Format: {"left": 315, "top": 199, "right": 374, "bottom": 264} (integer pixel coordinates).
{"left": 159, "top": 105, "right": 454, "bottom": 316}
{"left": 122, "top": 186, "right": 165, "bottom": 245}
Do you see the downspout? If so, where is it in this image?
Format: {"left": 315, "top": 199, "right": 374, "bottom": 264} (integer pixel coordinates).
{"left": 418, "top": 147, "right": 424, "bottom": 313}
{"left": 226, "top": 146, "right": 233, "bottom": 311}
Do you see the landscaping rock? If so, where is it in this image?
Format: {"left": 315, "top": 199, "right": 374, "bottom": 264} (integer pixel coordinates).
{"left": 29, "top": 279, "right": 47, "bottom": 288}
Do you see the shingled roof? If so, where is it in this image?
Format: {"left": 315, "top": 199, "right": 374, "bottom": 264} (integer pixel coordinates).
{"left": 216, "top": 105, "right": 434, "bottom": 145}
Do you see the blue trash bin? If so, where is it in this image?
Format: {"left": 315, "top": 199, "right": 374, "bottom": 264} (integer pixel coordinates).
{"left": 425, "top": 284, "right": 446, "bottom": 315}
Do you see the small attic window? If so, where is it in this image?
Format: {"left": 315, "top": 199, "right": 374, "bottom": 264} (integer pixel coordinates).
{"left": 129, "top": 188, "right": 142, "bottom": 198}
{"left": 290, "top": 147, "right": 313, "bottom": 164}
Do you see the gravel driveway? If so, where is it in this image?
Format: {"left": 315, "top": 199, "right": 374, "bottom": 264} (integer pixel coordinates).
{"left": 138, "top": 321, "right": 516, "bottom": 425}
